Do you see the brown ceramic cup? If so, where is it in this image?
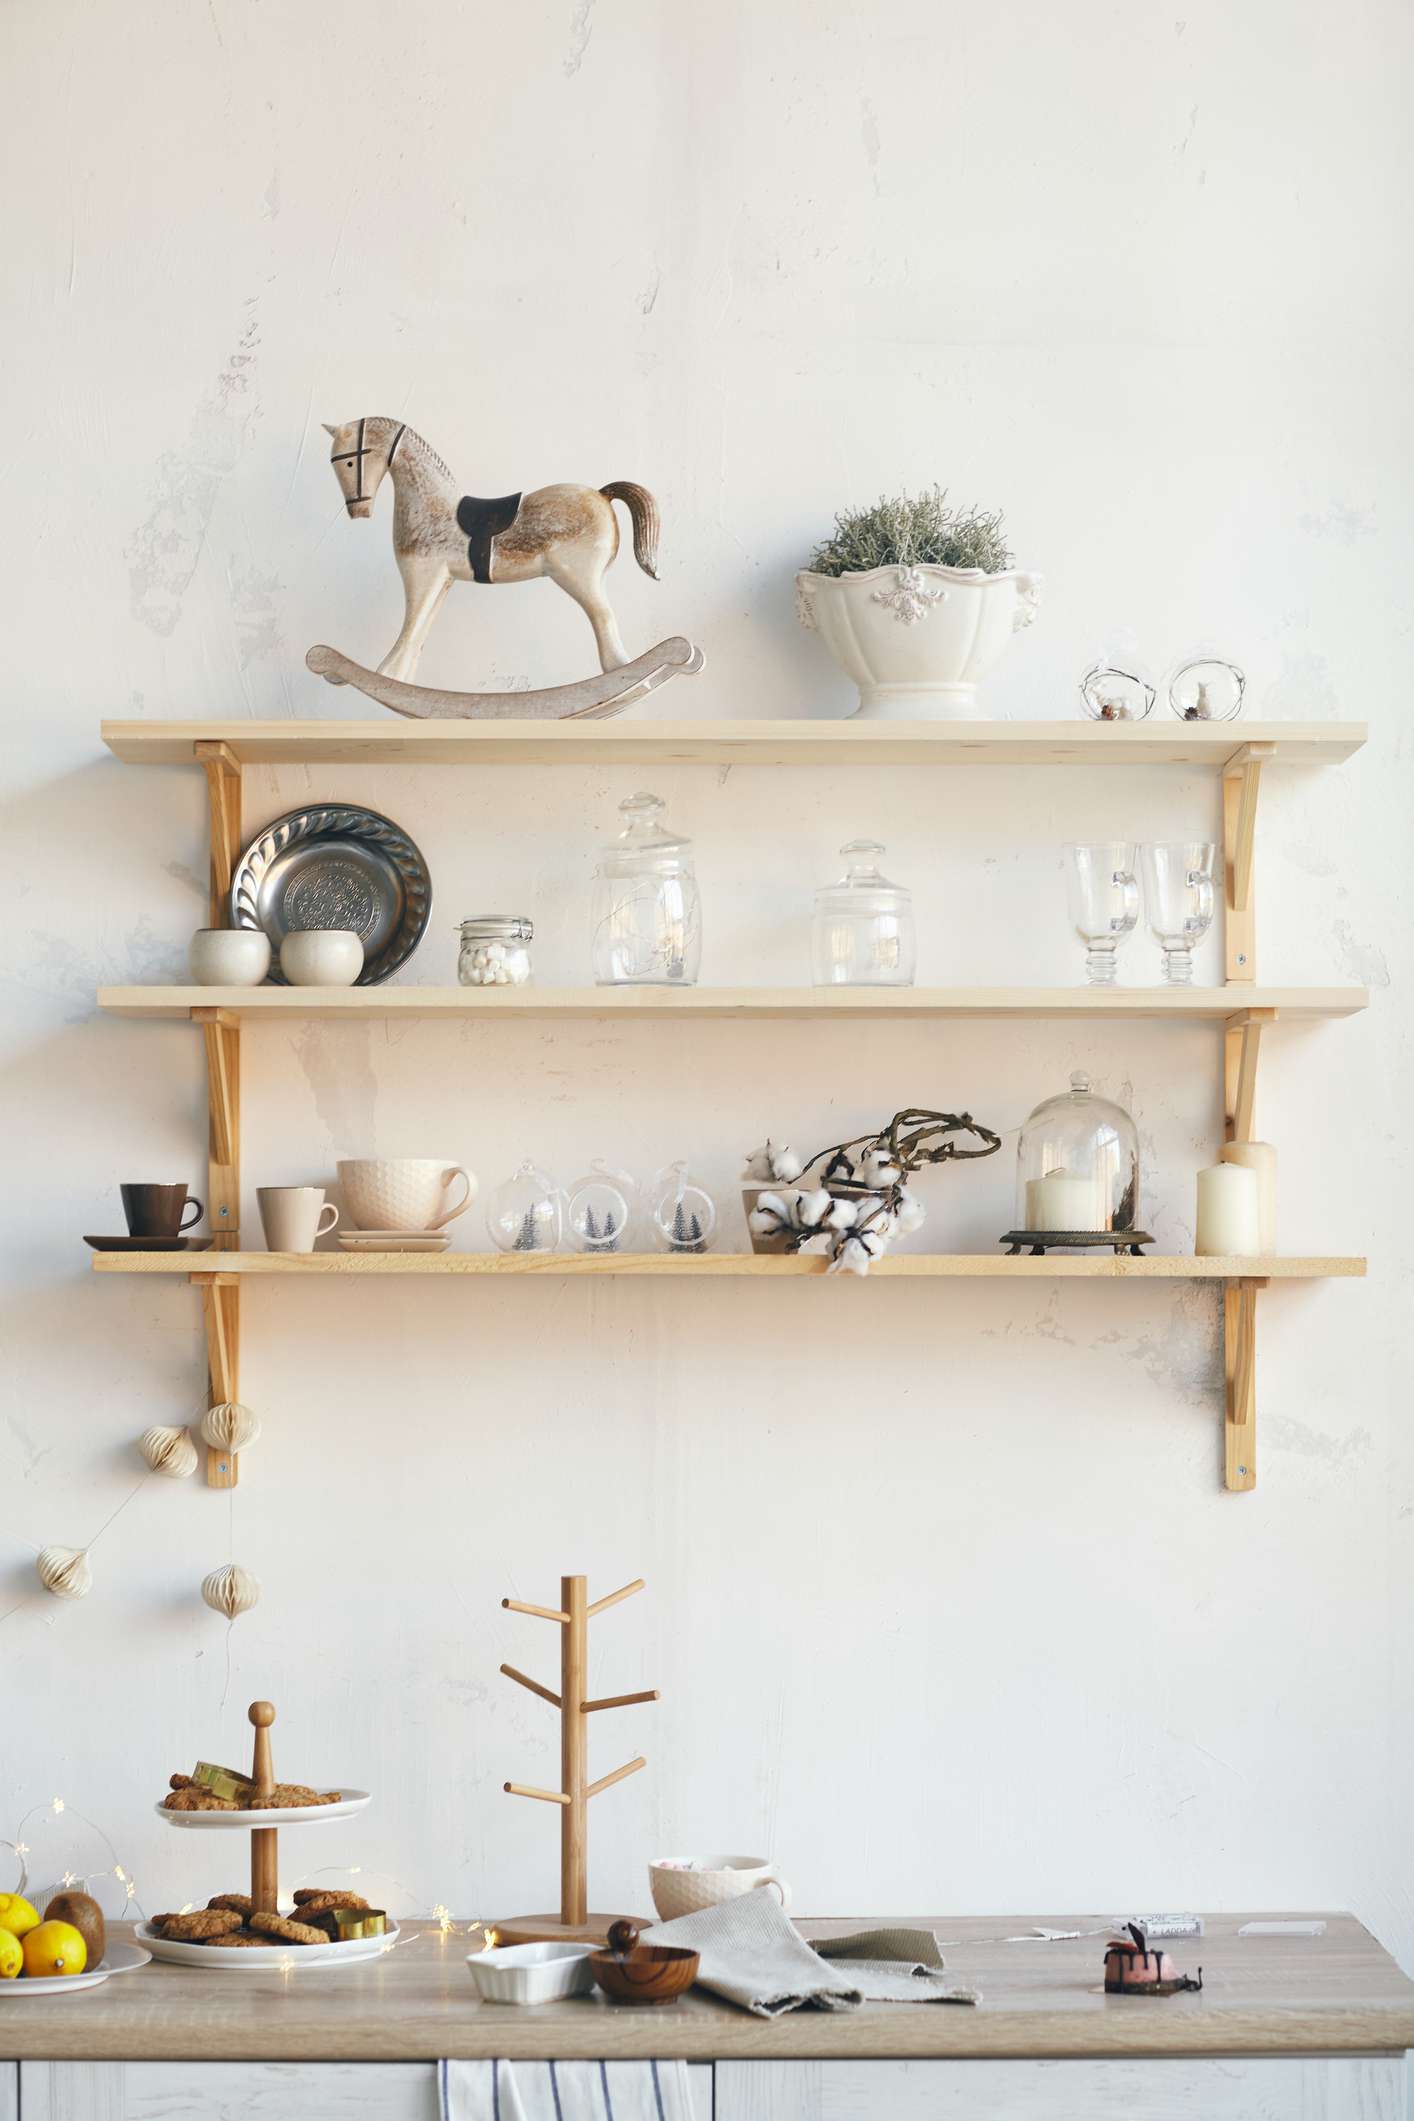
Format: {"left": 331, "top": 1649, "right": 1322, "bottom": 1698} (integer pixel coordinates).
{"left": 121, "top": 1183, "right": 203, "bottom": 1237}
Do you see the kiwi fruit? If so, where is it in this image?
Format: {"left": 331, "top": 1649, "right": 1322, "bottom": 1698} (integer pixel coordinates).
{"left": 44, "top": 1890, "right": 106, "bottom": 1966}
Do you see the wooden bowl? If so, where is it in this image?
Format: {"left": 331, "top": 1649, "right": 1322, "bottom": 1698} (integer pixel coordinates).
{"left": 589, "top": 1939, "right": 699, "bottom": 2007}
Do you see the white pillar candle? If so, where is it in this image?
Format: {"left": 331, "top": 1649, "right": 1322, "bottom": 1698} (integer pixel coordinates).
{"left": 1195, "top": 1162, "right": 1261, "bottom": 1256}
{"left": 1026, "top": 1170, "right": 1098, "bottom": 1232}
{"left": 1221, "top": 1140, "right": 1277, "bottom": 1252}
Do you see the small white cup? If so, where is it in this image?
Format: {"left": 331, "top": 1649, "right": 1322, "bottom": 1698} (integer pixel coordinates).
{"left": 257, "top": 1186, "right": 340, "bottom": 1253}
{"left": 189, "top": 928, "right": 271, "bottom": 986}
{"left": 280, "top": 929, "right": 364, "bottom": 986}
{"left": 337, "top": 1158, "right": 477, "bottom": 1233}
{"left": 649, "top": 1855, "right": 792, "bottom": 1922}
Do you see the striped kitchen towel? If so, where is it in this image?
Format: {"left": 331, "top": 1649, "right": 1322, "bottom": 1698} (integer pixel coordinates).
{"left": 439, "top": 2059, "right": 694, "bottom": 2121}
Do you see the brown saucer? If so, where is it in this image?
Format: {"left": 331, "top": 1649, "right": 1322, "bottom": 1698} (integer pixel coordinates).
{"left": 83, "top": 1236, "right": 213, "bottom": 1252}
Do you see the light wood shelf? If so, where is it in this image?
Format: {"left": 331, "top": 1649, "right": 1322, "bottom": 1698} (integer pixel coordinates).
{"left": 97, "top": 983, "right": 1369, "bottom": 1023}
{"left": 91, "top": 1251, "right": 1366, "bottom": 1280}
{"left": 100, "top": 716, "right": 1367, "bottom": 769}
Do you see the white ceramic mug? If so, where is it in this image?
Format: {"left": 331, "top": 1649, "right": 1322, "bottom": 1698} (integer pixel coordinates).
{"left": 257, "top": 1186, "right": 340, "bottom": 1253}
{"left": 280, "top": 929, "right": 364, "bottom": 986}
{"left": 648, "top": 1855, "right": 792, "bottom": 1922}
{"left": 189, "top": 928, "right": 271, "bottom": 986}
{"left": 337, "top": 1158, "right": 477, "bottom": 1233}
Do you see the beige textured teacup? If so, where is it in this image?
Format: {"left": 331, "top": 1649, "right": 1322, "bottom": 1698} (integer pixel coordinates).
{"left": 258, "top": 1186, "right": 339, "bottom": 1253}
{"left": 338, "top": 1158, "right": 476, "bottom": 1233}
{"left": 649, "top": 1855, "right": 792, "bottom": 1922}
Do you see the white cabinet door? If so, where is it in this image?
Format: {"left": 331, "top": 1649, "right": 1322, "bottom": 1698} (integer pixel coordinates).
{"left": 18, "top": 2063, "right": 439, "bottom": 2121}
{"left": 20, "top": 2060, "right": 715, "bottom": 2121}
{"left": 716, "top": 2055, "right": 1404, "bottom": 2120}
{"left": 0, "top": 2061, "right": 15, "bottom": 2121}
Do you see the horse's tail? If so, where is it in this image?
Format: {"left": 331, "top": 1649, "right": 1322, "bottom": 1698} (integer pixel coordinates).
{"left": 601, "top": 482, "right": 660, "bottom": 579}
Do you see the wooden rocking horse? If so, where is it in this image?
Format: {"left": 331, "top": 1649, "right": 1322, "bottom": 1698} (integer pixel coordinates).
{"left": 305, "top": 417, "right": 704, "bottom": 721}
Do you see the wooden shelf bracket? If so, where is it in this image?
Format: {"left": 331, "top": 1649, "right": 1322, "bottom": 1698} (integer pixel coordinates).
{"left": 1224, "top": 1277, "right": 1267, "bottom": 1491}
{"left": 1222, "top": 741, "right": 1273, "bottom": 981}
{"left": 1223, "top": 1007, "right": 1276, "bottom": 1143}
{"left": 192, "top": 1271, "right": 241, "bottom": 1488}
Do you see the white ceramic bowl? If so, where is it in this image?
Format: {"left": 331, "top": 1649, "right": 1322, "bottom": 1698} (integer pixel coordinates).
{"left": 466, "top": 1940, "right": 596, "bottom": 2004}
{"left": 189, "top": 928, "right": 272, "bottom": 986}
{"left": 280, "top": 929, "right": 365, "bottom": 986}
{"left": 337, "top": 1158, "right": 477, "bottom": 1233}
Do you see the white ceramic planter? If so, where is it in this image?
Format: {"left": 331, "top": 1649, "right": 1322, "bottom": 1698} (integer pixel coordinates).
{"left": 796, "top": 563, "right": 1043, "bottom": 719}
{"left": 188, "top": 928, "right": 271, "bottom": 986}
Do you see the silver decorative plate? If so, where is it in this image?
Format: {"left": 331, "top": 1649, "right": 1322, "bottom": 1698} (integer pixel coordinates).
{"left": 231, "top": 806, "right": 431, "bottom": 986}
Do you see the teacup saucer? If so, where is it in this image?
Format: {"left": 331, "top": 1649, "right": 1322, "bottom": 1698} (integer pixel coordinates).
{"left": 337, "top": 1230, "right": 452, "bottom": 1253}
{"left": 84, "top": 1236, "right": 214, "bottom": 1252}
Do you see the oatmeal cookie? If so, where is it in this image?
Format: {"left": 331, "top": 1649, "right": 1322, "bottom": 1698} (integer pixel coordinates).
{"left": 169, "top": 1773, "right": 195, "bottom": 1790}
{"left": 248, "top": 1911, "right": 327, "bottom": 1946}
{"left": 159, "top": 1907, "right": 245, "bottom": 1941}
{"left": 207, "top": 1893, "right": 253, "bottom": 1917}
{"left": 163, "top": 1788, "right": 240, "bottom": 1812}
{"left": 293, "top": 1889, "right": 369, "bottom": 1911}
{"left": 292, "top": 1906, "right": 339, "bottom": 1938}
{"left": 201, "top": 1930, "right": 266, "bottom": 1947}
{"left": 262, "top": 1788, "right": 340, "bottom": 1809}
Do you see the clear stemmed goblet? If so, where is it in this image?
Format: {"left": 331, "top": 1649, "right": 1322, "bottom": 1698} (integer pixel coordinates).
{"left": 1141, "top": 842, "right": 1216, "bottom": 984}
{"left": 1065, "top": 843, "right": 1139, "bottom": 986}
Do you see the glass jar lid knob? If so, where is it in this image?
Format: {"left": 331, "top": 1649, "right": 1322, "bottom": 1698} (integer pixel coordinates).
{"left": 1070, "top": 1070, "right": 1092, "bottom": 1096}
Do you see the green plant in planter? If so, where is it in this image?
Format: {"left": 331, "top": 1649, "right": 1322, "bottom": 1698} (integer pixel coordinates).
{"left": 808, "top": 487, "right": 1013, "bottom": 578}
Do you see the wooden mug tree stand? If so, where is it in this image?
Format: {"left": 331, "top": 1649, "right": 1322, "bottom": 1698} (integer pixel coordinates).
{"left": 494, "top": 1574, "right": 658, "bottom": 1946}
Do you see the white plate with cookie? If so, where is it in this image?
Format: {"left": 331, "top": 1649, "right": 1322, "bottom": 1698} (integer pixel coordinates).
{"left": 155, "top": 1789, "right": 372, "bottom": 1830}
{"left": 136, "top": 1919, "right": 397, "bottom": 1969}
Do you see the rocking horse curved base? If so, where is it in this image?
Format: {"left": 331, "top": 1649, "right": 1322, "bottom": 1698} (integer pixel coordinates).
{"left": 305, "top": 639, "right": 705, "bottom": 723}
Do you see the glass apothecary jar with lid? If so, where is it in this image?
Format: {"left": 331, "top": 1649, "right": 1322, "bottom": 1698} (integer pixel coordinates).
{"left": 1014, "top": 1071, "right": 1141, "bottom": 1240}
{"left": 458, "top": 915, "right": 533, "bottom": 986}
{"left": 590, "top": 792, "right": 702, "bottom": 986}
{"left": 811, "top": 840, "right": 916, "bottom": 987}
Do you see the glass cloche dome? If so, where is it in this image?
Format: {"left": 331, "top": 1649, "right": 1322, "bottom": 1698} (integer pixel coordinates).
{"left": 1014, "top": 1071, "right": 1141, "bottom": 1243}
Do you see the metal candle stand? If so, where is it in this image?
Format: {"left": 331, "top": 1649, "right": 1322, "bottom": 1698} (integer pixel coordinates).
{"left": 999, "top": 1230, "right": 1155, "bottom": 1257}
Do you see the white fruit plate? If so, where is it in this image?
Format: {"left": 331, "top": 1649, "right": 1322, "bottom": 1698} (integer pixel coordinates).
{"left": 0, "top": 1939, "right": 151, "bottom": 1996}
{"left": 136, "top": 1920, "right": 398, "bottom": 1970}
{"left": 155, "top": 1788, "right": 372, "bottom": 1830}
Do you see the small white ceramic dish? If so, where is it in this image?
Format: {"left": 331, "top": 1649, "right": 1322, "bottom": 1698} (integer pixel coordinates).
{"left": 0, "top": 1940, "right": 151, "bottom": 1996}
{"left": 466, "top": 1939, "right": 596, "bottom": 2004}
{"left": 137, "top": 1921, "right": 397, "bottom": 1971}
{"left": 154, "top": 1789, "right": 371, "bottom": 1830}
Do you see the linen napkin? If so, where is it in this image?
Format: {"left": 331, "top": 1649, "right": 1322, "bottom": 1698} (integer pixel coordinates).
{"left": 440, "top": 2059, "right": 694, "bottom": 2121}
{"left": 644, "top": 1889, "right": 977, "bottom": 2015}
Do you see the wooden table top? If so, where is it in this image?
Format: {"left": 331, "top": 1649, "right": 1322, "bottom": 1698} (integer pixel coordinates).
{"left": 4, "top": 1915, "right": 1413, "bottom": 2064}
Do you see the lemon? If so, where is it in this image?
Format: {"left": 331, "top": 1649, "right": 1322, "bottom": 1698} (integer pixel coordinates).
{"left": 0, "top": 1930, "right": 21, "bottom": 1980}
{"left": 0, "top": 1893, "right": 39, "bottom": 1940}
{"left": 22, "top": 1920, "right": 87, "bottom": 1978}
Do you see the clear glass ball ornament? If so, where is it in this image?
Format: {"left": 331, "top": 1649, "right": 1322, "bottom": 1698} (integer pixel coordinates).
{"left": 1167, "top": 655, "right": 1245, "bottom": 722}
{"left": 565, "top": 1161, "right": 638, "bottom": 1254}
{"left": 486, "top": 1161, "right": 564, "bottom": 1253}
{"left": 648, "top": 1162, "right": 717, "bottom": 1254}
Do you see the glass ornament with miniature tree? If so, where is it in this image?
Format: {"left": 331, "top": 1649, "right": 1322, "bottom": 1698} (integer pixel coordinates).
{"left": 811, "top": 839, "right": 916, "bottom": 987}
{"left": 590, "top": 792, "right": 701, "bottom": 986}
{"left": 1065, "top": 842, "right": 1139, "bottom": 985}
{"left": 1003, "top": 1070, "right": 1150, "bottom": 1255}
{"left": 1141, "top": 842, "right": 1216, "bottom": 985}
{"left": 649, "top": 1163, "right": 717, "bottom": 1254}
{"left": 566, "top": 1162, "right": 638, "bottom": 1254}
{"left": 487, "top": 1162, "right": 564, "bottom": 1254}
{"left": 1166, "top": 655, "right": 1245, "bottom": 722}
